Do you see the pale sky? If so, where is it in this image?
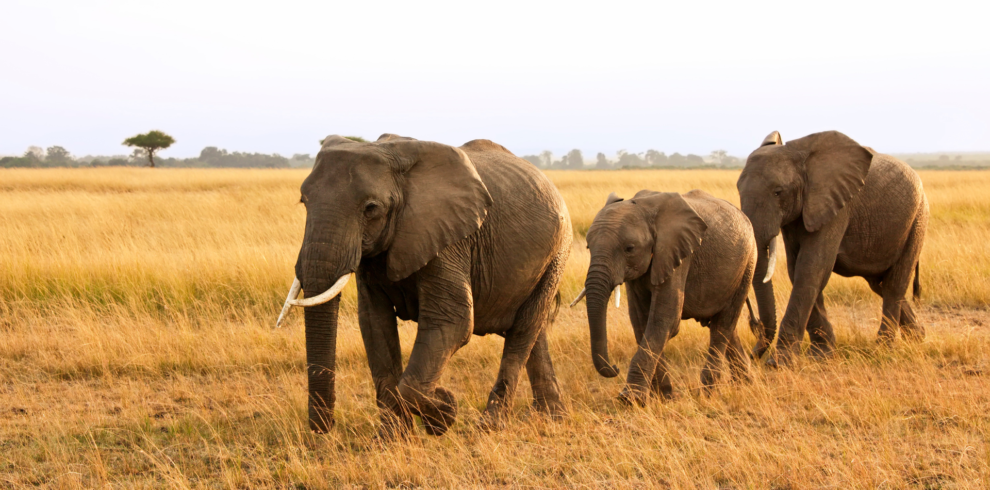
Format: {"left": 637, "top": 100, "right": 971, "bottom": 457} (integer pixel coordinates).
{"left": 2, "top": 0, "right": 988, "bottom": 159}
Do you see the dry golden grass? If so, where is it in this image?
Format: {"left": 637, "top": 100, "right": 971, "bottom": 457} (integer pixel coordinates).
{"left": 1, "top": 167, "right": 989, "bottom": 488}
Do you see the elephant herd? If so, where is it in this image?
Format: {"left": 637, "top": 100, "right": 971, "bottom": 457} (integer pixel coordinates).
{"left": 276, "top": 130, "right": 928, "bottom": 438}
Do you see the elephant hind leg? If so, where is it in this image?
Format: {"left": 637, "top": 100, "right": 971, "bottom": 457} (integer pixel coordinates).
{"left": 487, "top": 251, "right": 568, "bottom": 427}
{"left": 868, "top": 276, "right": 924, "bottom": 344}
{"left": 900, "top": 302, "right": 924, "bottom": 342}
{"left": 875, "top": 216, "right": 927, "bottom": 344}
{"left": 526, "top": 329, "right": 566, "bottom": 418}
{"left": 701, "top": 283, "right": 751, "bottom": 390}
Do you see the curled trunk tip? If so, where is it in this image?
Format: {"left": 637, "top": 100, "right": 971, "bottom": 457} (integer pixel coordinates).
{"left": 595, "top": 357, "right": 620, "bottom": 378}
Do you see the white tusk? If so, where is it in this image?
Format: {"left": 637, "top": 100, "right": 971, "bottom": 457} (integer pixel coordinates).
{"left": 288, "top": 274, "right": 351, "bottom": 307}
{"left": 276, "top": 278, "right": 302, "bottom": 328}
{"left": 614, "top": 285, "right": 621, "bottom": 308}
{"left": 763, "top": 237, "right": 777, "bottom": 283}
{"left": 569, "top": 288, "right": 587, "bottom": 308}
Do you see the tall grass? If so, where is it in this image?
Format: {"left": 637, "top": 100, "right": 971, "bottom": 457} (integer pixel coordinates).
{"left": 1, "top": 167, "right": 989, "bottom": 488}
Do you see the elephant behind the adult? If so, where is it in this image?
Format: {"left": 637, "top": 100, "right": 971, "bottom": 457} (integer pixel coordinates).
{"left": 737, "top": 131, "right": 928, "bottom": 364}
{"left": 279, "top": 134, "right": 571, "bottom": 435}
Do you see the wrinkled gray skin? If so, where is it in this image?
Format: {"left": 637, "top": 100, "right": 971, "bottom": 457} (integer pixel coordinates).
{"left": 738, "top": 131, "right": 929, "bottom": 366}
{"left": 295, "top": 134, "right": 571, "bottom": 436}
{"left": 584, "top": 190, "right": 755, "bottom": 404}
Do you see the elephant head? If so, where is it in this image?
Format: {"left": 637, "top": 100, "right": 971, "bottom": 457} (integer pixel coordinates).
{"left": 736, "top": 130, "right": 872, "bottom": 355}
{"left": 278, "top": 134, "right": 492, "bottom": 432}
{"left": 582, "top": 191, "right": 707, "bottom": 377}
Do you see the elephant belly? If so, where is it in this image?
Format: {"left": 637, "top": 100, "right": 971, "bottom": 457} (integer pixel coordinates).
{"left": 680, "top": 201, "right": 755, "bottom": 321}
{"left": 835, "top": 157, "right": 923, "bottom": 277}
{"left": 470, "top": 237, "right": 559, "bottom": 335}
{"left": 681, "top": 255, "right": 746, "bottom": 320}
{"left": 681, "top": 278, "right": 739, "bottom": 321}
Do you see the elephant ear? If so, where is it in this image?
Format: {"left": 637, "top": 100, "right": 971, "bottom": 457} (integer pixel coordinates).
{"left": 382, "top": 140, "right": 493, "bottom": 282}
{"left": 649, "top": 193, "right": 708, "bottom": 286}
{"left": 605, "top": 192, "right": 624, "bottom": 205}
{"left": 315, "top": 135, "right": 364, "bottom": 170}
{"left": 761, "top": 131, "right": 783, "bottom": 147}
{"left": 788, "top": 131, "right": 873, "bottom": 233}
{"left": 377, "top": 133, "right": 416, "bottom": 143}
{"left": 320, "top": 135, "right": 361, "bottom": 149}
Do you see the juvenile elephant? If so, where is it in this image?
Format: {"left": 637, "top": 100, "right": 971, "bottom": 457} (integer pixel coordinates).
{"left": 277, "top": 134, "right": 572, "bottom": 436}
{"left": 737, "top": 131, "right": 929, "bottom": 365}
{"left": 573, "top": 190, "right": 755, "bottom": 403}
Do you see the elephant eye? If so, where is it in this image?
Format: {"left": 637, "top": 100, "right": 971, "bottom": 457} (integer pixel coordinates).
{"left": 772, "top": 188, "right": 783, "bottom": 197}
{"left": 625, "top": 245, "right": 635, "bottom": 253}
{"left": 364, "top": 202, "right": 379, "bottom": 214}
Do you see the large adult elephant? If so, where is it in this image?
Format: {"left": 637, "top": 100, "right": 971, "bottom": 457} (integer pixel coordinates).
{"left": 737, "top": 130, "right": 929, "bottom": 365}
{"left": 277, "top": 134, "right": 572, "bottom": 436}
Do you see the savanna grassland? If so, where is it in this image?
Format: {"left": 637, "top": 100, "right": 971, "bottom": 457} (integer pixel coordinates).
{"left": 1, "top": 167, "right": 990, "bottom": 488}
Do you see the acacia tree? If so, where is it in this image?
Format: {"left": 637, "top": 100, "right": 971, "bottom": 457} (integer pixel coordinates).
{"left": 123, "top": 130, "right": 175, "bottom": 168}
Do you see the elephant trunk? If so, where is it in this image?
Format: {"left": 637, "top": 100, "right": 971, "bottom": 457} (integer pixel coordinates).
{"left": 298, "top": 226, "right": 361, "bottom": 433}
{"left": 303, "top": 293, "right": 340, "bottom": 433}
{"left": 751, "top": 240, "right": 778, "bottom": 358}
{"left": 585, "top": 270, "right": 620, "bottom": 378}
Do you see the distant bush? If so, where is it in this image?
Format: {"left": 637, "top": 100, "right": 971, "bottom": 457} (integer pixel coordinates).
{"left": 191, "top": 147, "right": 289, "bottom": 168}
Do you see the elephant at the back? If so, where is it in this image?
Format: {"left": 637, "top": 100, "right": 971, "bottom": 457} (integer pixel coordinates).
{"left": 737, "top": 130, "right": 929, "bottom": 365}
{"left": 575, "top": 190, "right": 756, "bottom": 404}
{"left": 277, "top": 134, "right": 572, "bottom": 436}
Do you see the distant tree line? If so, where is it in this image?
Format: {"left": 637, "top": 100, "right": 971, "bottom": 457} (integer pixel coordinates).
{"left": 521, "top": 149, "right": 743, "bottom": 169}
{"left": 1, "top": 146, "right": 313, "bottom": 169}
{"left": 901, "top": 154, "right": 990, "bottom": 169}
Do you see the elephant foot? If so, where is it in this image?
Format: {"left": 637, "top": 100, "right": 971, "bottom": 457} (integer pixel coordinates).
{"left": 616, "top": 388, "right": 648, "bottom": 407}
{"left": 308, "top": 406, "right": 335, "bottom": 434}
{"left": 901, "top": 326, "right": 926, "bottom": 343}
{"left": 375, "top": 411, "right": 413, "bottom": 442}
{"left": 650, "top": 387, "right": 675, "bottom": 401}
{"left": 479, "top": 411, "right": 507, "bottom": 432}
{"left": 729, "top": 357, "right": 754, "bottom": 383}
{"left": 807, "top": 342, "right": 835, "bottom": 361}
{"left": 700, "top": 368, "right": 720, "bottom": 391}
{"left": 764, "top": 354, "right": 780, "bottom": 369}
{"left": 649, "top": 376, "right": 675, "bottom": 400}
{"left": 875, "top": 335, "right": 896, "bottom": 348}
{"left": 420, "top": 386, "right": 457, "bottom": 437}
{"left": 750, "top": 339, "right": 772, "bottom": 361}
{"left": 767, "top": 343, "right": 799, "bottom": 369}
{"left": 531, "top": 396, "right": 568, "bottom": 421}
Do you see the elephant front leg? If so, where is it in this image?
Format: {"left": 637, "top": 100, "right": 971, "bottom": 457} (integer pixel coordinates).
{"left": 397, "top": 323, "right": 471, "bottom": 436}
{"left": 620, "top": 329, "right": 674, "bottom": 406}
{"left": 396, "top": 257, "right": 473, "bottom": 437}
{"left": 806, "top": 292, "right": 836, "bottom": 360}
{"left": 620, "top": 283, "right": 683, "bottom": 406}
{"left": 648, "top": 353, "right": 674, "bottom": 400}
{"left": 773, "top": 233, "right": 840, "bottom": 367}
{"left": 774, "top": 284, "right": 822, "bottom": 366}
{"left": 357, "top": 279, "right": 411, "bottom": 439}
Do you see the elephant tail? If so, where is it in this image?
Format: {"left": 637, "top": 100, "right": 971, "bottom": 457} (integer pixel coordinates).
{"left": 913, "top": 261, "right": 921, "bottom": 300}
{"left": 548, "top": 292, "right": 561, "bottom": 324}
{"left": 745, "top": 296, "right": 763, "bottom": 337}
